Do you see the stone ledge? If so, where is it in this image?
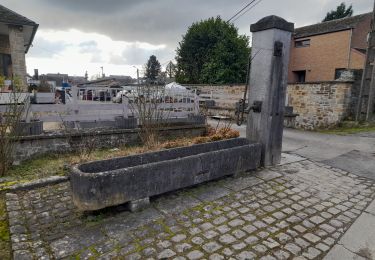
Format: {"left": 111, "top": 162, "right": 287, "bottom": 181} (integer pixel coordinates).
{"left": 16, "top": 124, "right": 207, "bottom": 141}
{"left": 6, "top": 176, "right": 69, "bottom": 192}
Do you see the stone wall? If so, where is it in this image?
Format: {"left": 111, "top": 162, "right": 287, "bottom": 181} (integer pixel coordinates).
{"left": 8, "top": 26, "right": 27, "bottom": 88}
{"left": 14, "top": 125, "right": 206, "bottom": 163}
{"left": 0, "top": 34, "right": 10, "bottom": 54}
{"left": 287, "top": 81, "right": 353, "bottom": 130}
{"left": 185, "top": 84, "right": 246, "bottom": 118}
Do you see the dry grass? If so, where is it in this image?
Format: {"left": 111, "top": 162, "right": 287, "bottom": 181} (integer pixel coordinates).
{"left": 6, "top": 126, "right": 240, "bottom": 183}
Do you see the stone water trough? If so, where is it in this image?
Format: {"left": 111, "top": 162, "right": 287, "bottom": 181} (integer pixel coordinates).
{"left": 71, "top": 138, "right": 261, "bottom": 211}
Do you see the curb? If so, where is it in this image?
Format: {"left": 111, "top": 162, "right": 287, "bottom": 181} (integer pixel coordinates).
{"left": 6, "top": 176, "right": 69, "bottom": 192}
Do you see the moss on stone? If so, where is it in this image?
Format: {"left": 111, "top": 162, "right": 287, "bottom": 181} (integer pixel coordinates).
{"left": 0, "top": 196, "right": 10, "bottom": 259}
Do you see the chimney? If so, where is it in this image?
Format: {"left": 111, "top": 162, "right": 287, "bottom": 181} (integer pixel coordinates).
{"left": 34, "top": 69, "right": 39, "bottom": 80}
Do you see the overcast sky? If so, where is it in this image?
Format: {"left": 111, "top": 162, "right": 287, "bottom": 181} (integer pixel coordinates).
{"left": 1, "top": 0, "right": 373, "bottom": 78}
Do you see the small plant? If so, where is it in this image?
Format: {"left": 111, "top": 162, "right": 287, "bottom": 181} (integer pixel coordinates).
{"left": 59, "top": 118, "right": 99, "bottom": 161}
{"left": 0, "top": 76, "right": 28, "bottom": 176}
{"left": 129, "top": 84, "right": 170, "bottom": 149}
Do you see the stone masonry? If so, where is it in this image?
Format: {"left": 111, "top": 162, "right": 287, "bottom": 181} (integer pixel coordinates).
{"left": 8, "top": 25, "right": 27, "bottom": 89}
{"left": 5, "top": 155, "right": 375, "bottom": 259}
{"left": 287, "top": 82, "right": 353, "bottom": 130}
{"left": 0, "top": 34, "right": 11, "bottom": 54}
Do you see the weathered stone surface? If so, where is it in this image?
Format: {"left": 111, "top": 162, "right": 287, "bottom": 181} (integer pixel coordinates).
{"left": 288, "top": 82, "right": 354, "bottom": 130}
{"left": 71, "top": 138, "right": 261, "bottom": 211}
{"left": 5, "top": 159, "right": 375, "bottom": 259}
{"left": 338, "top": 212, "right": 375, "bottom": 259}
{"left": 324, "top": 245, "right": 366, "bottom": 260}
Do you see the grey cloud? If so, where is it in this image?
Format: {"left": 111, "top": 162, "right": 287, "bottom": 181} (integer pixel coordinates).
{"left": 27, "top": 36, "right": 70, "bottom": 58}
{"left": 79, "top": 41, "right": 99, "bottom": 53}
{"left": 121, "top": 44, "right": 173, "bottom": 66}
{"left": 5, "top": 0, "right": 374, "bottom": 59}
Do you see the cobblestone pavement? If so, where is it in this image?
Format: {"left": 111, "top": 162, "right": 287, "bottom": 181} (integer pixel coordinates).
{"left": 6, "top": 157, "right": 375, "bottom": 260}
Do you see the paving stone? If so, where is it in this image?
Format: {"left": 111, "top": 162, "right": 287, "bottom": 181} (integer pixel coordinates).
{"left": 272, "top": 211, "right": 286, "bottom": 220}
{"left": 263, "top": 238, "right": 280, "bottom": 249}
{"left": 303, "top": 233, "right": 321, "bottom": 243}
{"left": 232, "top": 229, "right": 246, "bottom": 239}
{"left": 254, "top": 244, "right": 268, "bottom": 254}
{"left": 216, "top": 225, "right": 230, "bottom": 234}
{"left": 232, "top": 242, "right": 246, "bottom": 250}
{"left": 219, "top": 234, "right": 236, "bottom": 244}
{"left": 275, "top": 233, "right": 292, "bottom": 244}
{"left": 213, "top": 216, "right": 227, "bottom": 225}
{"left": 293, "top": 225, "right": 306, "bottom": 233}
{"left": 209, "top": 253, "right": 225, "bottom": 260}
{"left": 244, "top": 236, "right": 259, "bottom": 245}
{"left": 237, "top": 251, "right": 257, "bottom": 260}
{"left": 228, "top": 218, "right": 245, "bottom": 227}
{"left": 191, "top": 237, "right": 204, "bottom": 245}
{"left": 284, "top": 243, "right": 301, "bottom": 255}
{"left": 242, "top": 213, "right": 256, "bottom": 221}
{"left": 273, "top": 249, "right": 290, "bottom": 260}
{"left": 158, "top": 249, "right": 176, "bottom": 259}
{"left": 222, "top": 248, "right": 234, "bottom": 256}
{"left": 203, "top": 241, "right": 222, "bottom": 253}
{"left": 171, "top": 234, "right": 186, "bottom": 243}
{"left": 295, "top": 238, "right": 310, "bottom": 249}
{"left": 175, "top": 243, "right": 192, "bottom": 253}
{"left": 310, "top": 216, "right": 325, "bottom": 224}
{"left": 302, "top": 247, "right": 321, "bottom": 259}
{"left": 315, "top": 242, "right": 330, "bottom": 252}
{"left": 186, "top": 250, "right": 204, "bottom": 260}
{"left": 329, "top": 219, "right": 344, "bottom": 228}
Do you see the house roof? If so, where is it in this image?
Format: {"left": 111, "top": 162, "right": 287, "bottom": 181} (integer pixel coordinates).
{"left": 0, "top": 4, "right": 38, "bottom": 53}
{"left": 294, "top": 12, "right": 372, "bottom": 39}
{"left": 0, "top": 4, "right": 37, "bottom": 26}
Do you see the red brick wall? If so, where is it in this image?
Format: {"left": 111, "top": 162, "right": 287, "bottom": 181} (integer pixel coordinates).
{"left": 288, "top": 30, "right": 352, "bottom": 82}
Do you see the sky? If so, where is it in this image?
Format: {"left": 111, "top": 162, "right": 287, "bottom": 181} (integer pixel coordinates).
{"left": 1, "top": 0, "right": 373, "bottom": 79}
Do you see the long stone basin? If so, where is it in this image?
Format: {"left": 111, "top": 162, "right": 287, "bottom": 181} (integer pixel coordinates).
{"left": 71, "top": 138, "right": 261, "bottom": 211}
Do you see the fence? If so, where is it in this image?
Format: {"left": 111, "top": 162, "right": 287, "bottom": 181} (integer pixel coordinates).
{"left": 0, "top": 85, "right": 200, "bottom": 128}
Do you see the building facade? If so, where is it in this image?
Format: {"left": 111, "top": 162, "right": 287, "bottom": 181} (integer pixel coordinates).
{"left": 288, "top": 13, "right": 372, "bottom": 83}
{"left": 0, "top": 4, "right": 38, "bottom": 89}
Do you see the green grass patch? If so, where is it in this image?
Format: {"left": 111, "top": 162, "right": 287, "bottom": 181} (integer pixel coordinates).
{"left": 0, "top": 196, "right": 10, "bottom": 260}
{"left": 318, "top": 122, "right": 375, "bottom": 135}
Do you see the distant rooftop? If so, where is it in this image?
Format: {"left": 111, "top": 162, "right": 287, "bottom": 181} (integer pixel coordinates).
{"left": 294, "top": 12, "right": 372, "bottom": 39}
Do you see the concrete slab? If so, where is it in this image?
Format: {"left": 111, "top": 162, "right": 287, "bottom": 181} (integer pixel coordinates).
{"left": 190, "top": 184, "right": 231, "bottom": 202}
{"left": 365, "top": 200, "right": 375, "bottom": 216}
{"left": 153, "top": 193, "right": 200, "bottom": 214}
{"left": 222, "top": 175, "right": 263, "bottom": 191}
{"left": 339, "top": 212, "right": 375, "bottom": 259}
{"left": 279, "top": 153, "right": 306, "bottom": 165}
{"left": 322, "top": 150, "right": 375, "bottom": 180}
{"left": 254, "top": 169, "right": 282, "bottom": 181}
{"left": 324, "top": 245, "right": 366, "bottom": 260}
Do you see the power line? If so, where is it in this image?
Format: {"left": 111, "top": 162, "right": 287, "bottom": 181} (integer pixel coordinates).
{"left": 231, "top": 0, "right": 264, "bottom": 23}
{"left": 227, "top": 0, "right": 257, "bottom": 22}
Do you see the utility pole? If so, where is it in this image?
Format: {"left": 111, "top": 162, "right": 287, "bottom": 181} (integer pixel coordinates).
{"left": 356, "top": 2, "right": 375, "bottom": 121}
{"left": 100, "top": 66, "right": 104, "bottom": 78}
{"left": 133, "top": 66, "right": 140, "bottom": 84}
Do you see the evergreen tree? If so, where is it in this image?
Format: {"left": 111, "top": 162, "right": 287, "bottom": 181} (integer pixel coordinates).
{"left": 144, "top": 55, "right": 161, "bottom": 83}
{"left": 323, "top": 2, "right": 353, "bottom": 22}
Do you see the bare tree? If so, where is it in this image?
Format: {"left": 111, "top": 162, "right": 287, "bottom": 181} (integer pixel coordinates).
{"left": 0, "top": 76, "right": 29, "bottom": 176}
{"left": 129, "top": 84, "right": 170, "bottom": 148}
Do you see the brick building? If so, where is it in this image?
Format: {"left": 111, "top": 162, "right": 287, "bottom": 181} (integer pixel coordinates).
{"left": 288, "top": 13, "right": 372, "bottom": 83}
{"left": 0, "top": 4, "right": 38, "bottom": 89}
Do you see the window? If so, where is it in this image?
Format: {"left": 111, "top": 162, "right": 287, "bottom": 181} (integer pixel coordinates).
{"left": 0, "top": 54, "right": 12, "bottom": 78}
{"left": 335, "top": 68, "right": 346, "bottom": 79}
{"left": 295, "top": 39, "right": 310, "bottom": 48}
{"left": 293, "top": 70, "right": 306, "bottom": 83}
